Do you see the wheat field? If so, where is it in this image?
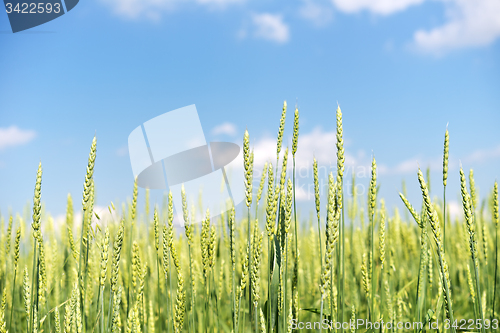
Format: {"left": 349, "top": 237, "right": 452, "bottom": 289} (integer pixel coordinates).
{"left": 0, "top": 103, "right": 499, "bottom": 333}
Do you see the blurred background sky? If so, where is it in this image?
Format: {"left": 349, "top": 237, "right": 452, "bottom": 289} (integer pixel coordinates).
{"left": 1, "top": 0, "right": 499, "bottom": 223}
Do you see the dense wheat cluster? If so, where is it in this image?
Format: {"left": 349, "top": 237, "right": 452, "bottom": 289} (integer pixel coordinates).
{"left": 0, "top": 103, "right": 499, "bottom": 333}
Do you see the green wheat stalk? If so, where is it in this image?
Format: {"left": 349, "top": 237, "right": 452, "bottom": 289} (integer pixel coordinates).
{"left": 265, "top": 163, "right": 276, "bottom": 333}
{"left": 418, "top": 168, "right": 456, "bottom": 333}
{"left": 182, "top": 185, "right": 196, "bottom": 333}
{"left": 8, "top": 226, "right": 21, "bottom": 333}
{"left": 244, "top": 129, "right": 254, "bottom": 322}
{"left": 368, "top": 157, "right": 377, "bottom": 324}
{"left": 443, "top": 127, "right": 449, "bottom": 253}
{"left": 99, "top": 227, "right": 109, "bottom": 333}
{"left": 335, "top": 105, "right": 345, "bottom": 332}
{"left": 229, "top": 205, "right": 237, "bottom": 333}
{"left": 153, "top": 206, "right": 162, "bottom": 333}
{"left": 107, "top": 218, "right": 124, "bottom": 333}
{"left": 29, "top": 162, "right": 42, "bottom": 333}
{"left": 460, "top": 166, "right": 485, "bottom": 333}
{"left": 320, "top": 172, "right": 339, "bottom": 333}
{"left": 313, "top": 158, "right": 323, "bottom": 283}
{"left": 78, "top": 136, "right": 96, "bottom": 333}
{"left": 126, "top": 178, "right": 138, "bottom": 317}
{"left": 292, "top": 106, "right": 299, "bottom": 326}
{"left": 493, "top": 181, "right": 499, "bottom": 319}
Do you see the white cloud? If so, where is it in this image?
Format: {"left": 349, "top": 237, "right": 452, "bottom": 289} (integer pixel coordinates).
{"left": 116, "top": 145, "right": 129, "bottom": 157}
{"left": 250, "top": 127, "right": 371, "bottom": 189}
{"left": 251, "top": 127, "right": 370, "bottom": 172}
{"left": 294, "top": 185, "right": 310, "bottom": 201}
{"left": 250, "top": 13, "right": 290, "bottom": 43}
{"left": 463, "top": 144, "right": 500, "bottom": 164}
{"left": 447, "top": 200, "right": 462, "bottom": 220}
{"left": 100, "top": 0, "right": 500, "bottom": 53}
{"left": 295, "top": 127, "right": 337, "bottom": 168}
{"left": 248, "top": 127, "right": 372, "bottom": 202}
{"left": 211, "top": 122, "right": 237, "bottom": 136}
{"left": 237, "top": 129, "right": 497, "bottom": 203}
{"left": 100, "top": 0, "right": 242, "bottom": 19}
{"left": 251, "top": 136, "right": 279, "bottom": 170}
{"left": 100, "top": 0, "right": 175, "bottom": 19}
{"left": 53, "top": 205, "right": 120, "bottom": 230}
{"left": 196, "top": 0, "right": 244, "bottom": 6}
{"left": 292, "top": 127, "right": 369, "bottom": 171}
{"left": 413, "top": 0, "right": 500, "bottom": 54}
{"left": 331, "top": 0, "right": 426, "bottom": 15}
{"left": 376, "top": 143, "right": 500, "bottom": 176}
{"left": 379, "top": 156, "right": 421, "bottom": 175}
{"left": 382, "top": 158, "right": 416, "bottom": 175}
{"left": 0, "top": 126, "right": 36, "bottom": 151}
{"left": 328, "top": 0, "right": 500, "bottom": 53}
{"left": 378, "top": 152, "right": 455, "bottom": 176}
{"left": 299, "top": 0, "right": 333, "bottom": 27}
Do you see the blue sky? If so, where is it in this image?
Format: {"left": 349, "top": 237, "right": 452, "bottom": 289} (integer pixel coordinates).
{"left": 1, "top": 0, "right": 499, "bottom": 223}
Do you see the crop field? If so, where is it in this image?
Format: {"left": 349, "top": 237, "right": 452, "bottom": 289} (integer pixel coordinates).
{"left": 0, "top": 103, "right": 498, "bottom": 333}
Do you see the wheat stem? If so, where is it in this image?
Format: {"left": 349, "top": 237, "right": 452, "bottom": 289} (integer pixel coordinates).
{"left": 443, "top": 128, "right": 449, "bottom": 253}
{"left": 418, "top": 168, "right": 455, "bottom": 333}
{"left": 29, "top": 162, "right": 42, "bottom": 333}
{"left": 292, "top": 106, "right": 299, "bottom": 326}
{"left": 369, "top": 157, "right": 377, "bottom": 325}
{"left": 493, "top": 181, "right": 499, "bottom": 319}
{"left": 313, "top": 158, "right": 323, "bottom": 283}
